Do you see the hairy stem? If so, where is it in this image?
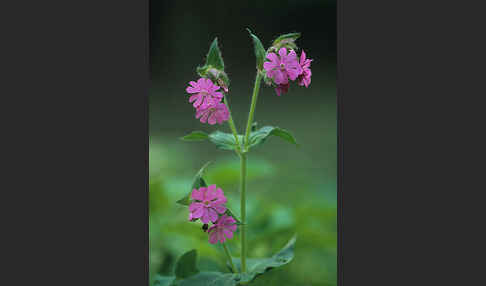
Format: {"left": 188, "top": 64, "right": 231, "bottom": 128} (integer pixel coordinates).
{"left": 243, "top": 72, "right": 263, "bottom": 148}
{"left": 223, "top": 243, "right": 237, "bottom": 273}
{"left": 239, "top": 152, "right": 247, "bottom": 273}
{"left": 239, "top": 71, "right": 263, "bottom": 274}
{"left": 223, "top": 94, "right": 241, "bottom": 150}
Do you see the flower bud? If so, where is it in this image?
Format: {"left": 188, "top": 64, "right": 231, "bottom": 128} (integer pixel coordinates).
{"left": 196, "top": 66, "right": 230, "bottom": 93}
{"left": 202, "top": 224, "right": 209, "bottom": 232}
{"left": 269, "top": 32, "right": 301, "bottom": 53}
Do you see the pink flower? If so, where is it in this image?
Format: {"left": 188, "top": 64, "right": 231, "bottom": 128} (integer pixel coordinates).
{"left": 186, "top": 78, "right": 224, "bottom": 109}
{"left": 263, "top": 48, "right": 302, "bottom": 85}
{"left": 208, "top": 214, "right": 237, "bottom": 244}
{"left": 275, "top": 83, "right": 289, "bottom": 97}
{"left": 195, "top": 102, "right": 229, "bottom": 125}
{"left": 297, "top": 50, "right": 312, "bottom": 88}
{"left": 188, "top": 185, "right": 227, "bottom": 224}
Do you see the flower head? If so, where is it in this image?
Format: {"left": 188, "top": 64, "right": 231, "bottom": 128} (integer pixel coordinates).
{"left": 275, "top": 83, "right": 289, "bottom": 97}
{"left": 208, "top": 214, "right": 237, "bottom": 244}
{"left": 186, "top": 78, "right": 224, "bottom": 109}
{"left": 297, "top": 50, "right": 312, "bottom": 88}
{"left": 195, "top": 102, "right": 229, "bottom": 125}
{"left": 263, "top": 48, "right": 302, "bottom": 85}
{"left": 188, "top": 184, "right": 227, "bottom": 224}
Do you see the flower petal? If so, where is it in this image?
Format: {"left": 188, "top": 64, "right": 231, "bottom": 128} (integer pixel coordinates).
{"left": 199, "top": 111, "right": 209, "bottom": 123}
{"left": 186, "top": 86, "right": 199, "bottom": 93}
{"left": 191, "top": 205, "right": 204, "bottom": 219}
{"left": 200, "top": 208, "right": 210, "bottom": 224}
{"left": 208, "top": 112, "right": 217, "bottom": 125}
{"left": 208, "top": 230, "right": 218, "bottom": 244}
{"left": 224, "top": 216, "right": 236, "bottom": 224}
{"left": 266, "top": 52, "right": 279, "bottom": 64}
{"left": 188, "top": 202, "right": 203, "bottom": 212}
{"left": 208, "top": 208, "right": 219, "bottom": 223}
{"left": 212, "top": 204, "right": 227, "bottom": 214}
{"left": 274, "top": 70, "right": 288, "bottom": 85}
{"left": 212, "top": 91, "right": 223, "bottom": 99}
{"left": 191, "top": 188, "right": 204, "bottom": 201}
{"left": 300, "top": 50, "right": 306, "bottom": 65}
{"left": 223, "top": 229, "right": 234, "bottom": 240}
{"left": 227, "top": 224, "right": 237, "bottom": 232}
{"left": 263, "top": 61, "right": 278, "bottom": 73}
{"left": 205, "top": 185, "right": 217, "bottom": 200}
{"left": 218, "top": 230, "right": 225, "bottom": 243}
{"left": 197, "top": 78, "right": 206, "bottom": 86}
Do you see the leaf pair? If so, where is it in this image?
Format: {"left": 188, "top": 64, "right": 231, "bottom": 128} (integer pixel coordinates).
{"left": 181, "top": 126, "right": 298, "bottom": 151}
{"left": 153, "top": 235, "right": 297, "bottom": 286}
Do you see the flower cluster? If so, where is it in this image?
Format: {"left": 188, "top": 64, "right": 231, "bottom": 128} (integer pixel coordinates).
{"left": 186, "top": 78, "right": 229, "bottom": 125}
{"left": 263, "top": 48, "right": 313, "bottom": 96}
{"left": 188, "top": 185, "right": 237, "bottom": 244}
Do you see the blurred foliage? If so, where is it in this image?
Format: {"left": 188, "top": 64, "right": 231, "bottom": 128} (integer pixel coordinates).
{"left": 150, "top": 135, "right": 336, "bottom": 285}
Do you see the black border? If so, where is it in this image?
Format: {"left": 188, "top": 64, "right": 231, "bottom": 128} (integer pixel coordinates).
{"left": 337, "top": 0, "right": 343, "bottom": 283}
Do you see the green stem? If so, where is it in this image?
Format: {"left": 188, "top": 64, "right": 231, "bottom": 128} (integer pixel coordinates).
{"left": 223, "top": 243, "right": 237, "bottom": 273}
{"left": 239, "top": 71, "right": 263, "bottom": 274}
{"left": 243, "top": 72, "right": 263, "bottom": 148}
{"left": 223, "top": 94, "right": 241, "bottom": 150}
{"left": 239, "top": 152, "right": 247, "bottom": 273}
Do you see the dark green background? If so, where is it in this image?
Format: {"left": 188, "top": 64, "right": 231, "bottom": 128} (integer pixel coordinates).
{"left": 150, "top": 1, "right": 337, "bottom": 285}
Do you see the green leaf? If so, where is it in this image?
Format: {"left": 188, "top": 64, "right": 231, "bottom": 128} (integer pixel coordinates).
{"left": 229, "top": 235, "right": 297, "bottom": 283}
{"left": 272, "top": 32, "right": 301, "bottom": 47}
{"left": 180, "top": 131, "right": 209, "bottom": 141}
{"left": 208, "top": 131, "right": 241, "bottom": 151}
{"left": 176, "top": 162, "right": 211, "bottom": 206}
{"left": 248, "top": 126, "right": 298, "bottom": 149}
{"left": 206, "top": 37, "right": 224, "bottom": 70}
{"left": 246, "top": 29, "right": 266, "bottom": 71}
{"left": 175, "top": 249, "right": 200, "bottom": 279}
{"left": 176, "top": 272, "right": 239, "bottom": 286}
{"left": 181, "top": 130, "right": 243, "bottom": 152}
{"left": 153, "top": 275, "right": 175, "bottom": 286}
{"left": 155, "top": 269, "right": 242, "bottom": 285}
{"left": 225, "top": 208, "right": 241, "bottom": 225}
{"left": 181, "top": 130, "right": 242, "bottom": 151}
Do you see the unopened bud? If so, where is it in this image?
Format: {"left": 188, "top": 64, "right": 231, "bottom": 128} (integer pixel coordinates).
{"left": 202, "top": 224, "right": 209, "bottom": 232}
{"left": 270, "top": 32, "right": 301, "bottom": 53}
{"left": 217, "top": 78, "right": 229, "bottom": 93}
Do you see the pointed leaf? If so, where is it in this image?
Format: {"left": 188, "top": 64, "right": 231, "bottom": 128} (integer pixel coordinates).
{"left": 247, "top": 29, "right": 266, "bottom": 71}
{"left": 206, "top": 37, "right": 225, "bottom": 70}
{"left": 176, "top": 162, "right": 211, "bottom": 206}
{"left": 153, "top": 275, "right": 175, "bottom": 286}
{"left": 248, "top": 126, "right": 298, "bottom": 149}
{"left": 208, "top": 131, "right": 241, "bottom": 151}
{"left": 272, "top": 32, "right": 301, "bottom": 46}
{"left": 182, "top": 130, "right": 243, "bottom": 151}
{"left": 176, "top": 271, "right": 239, "bottom": 286}
{"left": 180, "top": 131, "right": 209, "bottom": 141}
{"left": 175, "top": 249, "right": 199, "bottom": 279}
{"left": 229, "top": 235, "right": 297, "bottom": 283}
{"left": 225, "top": 208, "right": 241, "bottom": 225}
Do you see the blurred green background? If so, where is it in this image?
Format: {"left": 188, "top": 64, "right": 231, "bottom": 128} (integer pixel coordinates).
{"left": 150, "top": 1, "right": 336, "bottom": 285}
